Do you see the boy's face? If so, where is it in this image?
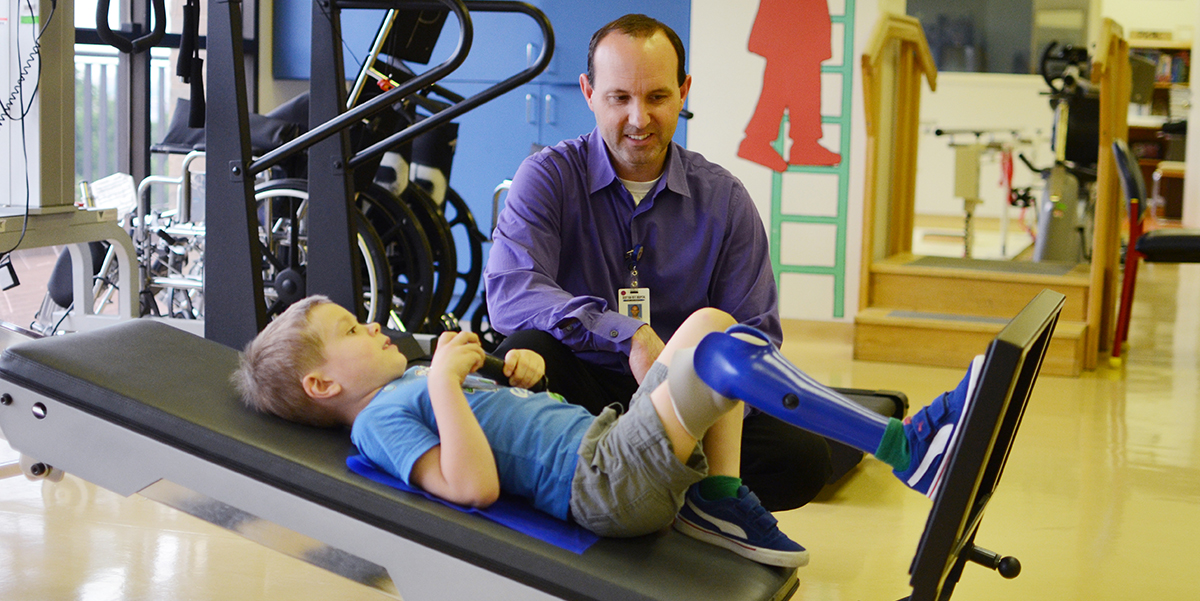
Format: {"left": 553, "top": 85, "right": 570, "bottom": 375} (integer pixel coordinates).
{"left": 310, "top": 303, "right": 409, "bottom": 395}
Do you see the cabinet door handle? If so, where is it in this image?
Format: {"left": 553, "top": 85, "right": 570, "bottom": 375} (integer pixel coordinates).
{"left": 544, "top": 94, "right": 556, "bottom": 125}
{"left": 526, "top": 93, "right": 537, "bottom": 124}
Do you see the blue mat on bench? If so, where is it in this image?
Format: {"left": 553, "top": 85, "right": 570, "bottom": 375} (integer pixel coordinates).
{"left": 346, "top": 454, "right": 600, "bottom": 554}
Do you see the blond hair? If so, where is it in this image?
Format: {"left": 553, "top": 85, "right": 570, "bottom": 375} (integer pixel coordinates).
{"left": 232, "top": 295, "right": 341, "bottom": 427}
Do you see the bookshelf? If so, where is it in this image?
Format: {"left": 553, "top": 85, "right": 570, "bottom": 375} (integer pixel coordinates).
{"left": 1130, "top": 39, "right": 1190, "bottom": 118}
{"left": 1128, "top": 39, "right": 1189, "bottom": 220}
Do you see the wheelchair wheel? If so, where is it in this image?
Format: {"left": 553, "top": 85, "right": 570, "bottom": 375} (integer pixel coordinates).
{"left": 158, "top": 250, "right": 204, "bottom": 319}
{"left": 357, "top": 183, "right": 436, "bottom": 332}
{"left": 403, "top": 184, "right": 457, "bottom": 327}
{"left": 254, "top": 179, "right": 393, "bottom": 324}
{"left": 443, "top": 187, "right": 486, "bottom": 322}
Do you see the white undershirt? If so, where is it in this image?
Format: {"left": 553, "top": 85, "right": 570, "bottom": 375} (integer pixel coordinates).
{"left": 619, "top": 176, "right": 662, "bottom": 206}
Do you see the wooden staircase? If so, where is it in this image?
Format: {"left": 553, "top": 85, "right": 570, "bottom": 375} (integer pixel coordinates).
{"left": 855, "top": 17, "right": 1130, "bottom": 377}
{"left": 854, "top": 254, "right": 1089, "bottom": 376}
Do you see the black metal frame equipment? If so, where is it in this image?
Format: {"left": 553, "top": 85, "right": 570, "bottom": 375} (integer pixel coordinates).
{"left": 204, "top": 0, "right": 554, "bottom": 350}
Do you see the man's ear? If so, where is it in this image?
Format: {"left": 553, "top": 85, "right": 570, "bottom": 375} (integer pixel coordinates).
{"left": 303, "top": 371, "right": 341, "bottom": 400}
{"left": 580, "top": 73, "right": 594, "bottom": 108}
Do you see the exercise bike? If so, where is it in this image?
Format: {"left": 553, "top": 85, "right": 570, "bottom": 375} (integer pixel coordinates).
{"left": 1024, "top": 42, "right": 1099, "bottom": 264}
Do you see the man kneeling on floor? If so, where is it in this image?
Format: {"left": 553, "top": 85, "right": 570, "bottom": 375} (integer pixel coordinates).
{"left": 234, "top": 296, "right": 982, "bottom": 568}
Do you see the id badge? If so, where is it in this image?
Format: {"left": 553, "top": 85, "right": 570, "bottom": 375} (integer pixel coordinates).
{"left": 618, "top": 287, "right": 650, "bottom": 325}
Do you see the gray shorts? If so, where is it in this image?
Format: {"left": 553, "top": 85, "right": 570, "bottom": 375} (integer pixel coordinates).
{"left": 568, "top": 361, "right": 708, "bottom": 537}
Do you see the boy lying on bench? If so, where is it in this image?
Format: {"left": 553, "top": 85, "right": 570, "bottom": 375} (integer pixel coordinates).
{"left": 234, "top": 296, "right": 982, "bottom": 569}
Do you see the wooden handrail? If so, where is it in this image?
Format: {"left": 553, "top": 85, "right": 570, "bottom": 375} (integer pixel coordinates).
{"left": 1087, "top": 17, "right": 1131, "bottom": 367}
{"left": 859, "top": 13, "right": 940, "bottom": 310}
{"left": 863, "top": 14, "right": 937, "bottom": 89}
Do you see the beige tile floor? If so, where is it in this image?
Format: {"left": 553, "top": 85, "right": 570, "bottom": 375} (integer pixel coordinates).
{"left": 1, "top": 250, "right": 1198, "bottom": 600}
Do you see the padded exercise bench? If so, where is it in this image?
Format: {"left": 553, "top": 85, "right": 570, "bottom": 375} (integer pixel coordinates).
{"left": 0, "top": 290, "right": 1064, "bottom": 600}
{"left": 0, "top": 320, "right": 797, "bottom": 601}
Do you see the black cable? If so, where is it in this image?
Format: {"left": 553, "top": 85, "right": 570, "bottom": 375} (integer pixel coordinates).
{"left": 50, "top": 303, "right": 73, "bottom": 335}
{"left": 315, "top": 0, "right": 366, "bottom": 76}
{"left": 1, "top": 0, "right": 55, "bottom": 124}
{"left": 0, "top": 0, "right": 59, "bottom": 257}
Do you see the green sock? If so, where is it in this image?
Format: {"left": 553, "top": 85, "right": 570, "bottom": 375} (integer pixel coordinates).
{"left": 698, "top": 475, "right": 742, "bottom": 500}
{"left": 874, "top": 418, "right": 912, "bottom": 471}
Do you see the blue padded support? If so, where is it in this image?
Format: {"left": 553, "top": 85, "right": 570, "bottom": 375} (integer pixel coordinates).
{"left": 346, "top": 454, "right": 599, "bottom": 554}
{"left": 694, "top": 324, "right": 890, "bottom": 456}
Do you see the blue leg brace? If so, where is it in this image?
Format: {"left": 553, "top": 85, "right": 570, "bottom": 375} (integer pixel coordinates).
{"left": 693, "top": 324, "right": 890, "bottom": 455}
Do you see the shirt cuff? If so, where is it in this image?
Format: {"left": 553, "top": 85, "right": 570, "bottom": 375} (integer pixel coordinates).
{"left": 593, "top": 311, "right": 645, "bottom": 353}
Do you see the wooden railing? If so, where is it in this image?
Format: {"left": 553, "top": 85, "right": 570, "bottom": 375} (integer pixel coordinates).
{"left": 858, "top": 13, "right": 937, "bottom": 308}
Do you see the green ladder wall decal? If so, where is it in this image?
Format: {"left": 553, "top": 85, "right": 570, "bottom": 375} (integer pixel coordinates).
{"left": 769, "top": 0, "right": 856, "bottom": 319}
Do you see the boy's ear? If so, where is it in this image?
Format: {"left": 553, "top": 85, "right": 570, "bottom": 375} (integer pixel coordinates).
{"left": 302, "top": 371, "right": 342, "bottom": 401}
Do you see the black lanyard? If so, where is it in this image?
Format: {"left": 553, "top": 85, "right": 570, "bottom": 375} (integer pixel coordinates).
{"left": 624, "top": 244, "right": 644, "bottom": 288}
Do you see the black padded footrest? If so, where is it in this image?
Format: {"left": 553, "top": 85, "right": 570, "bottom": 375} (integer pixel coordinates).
{"left": 1138, "top": 229, "right": 1200, "bottom": 263}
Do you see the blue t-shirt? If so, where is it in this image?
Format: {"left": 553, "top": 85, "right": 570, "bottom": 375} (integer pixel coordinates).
{"left": 350, "top": 366, "right": 595, "bottom": 520}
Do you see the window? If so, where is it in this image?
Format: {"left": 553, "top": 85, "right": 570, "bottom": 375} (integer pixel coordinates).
{"left": 907, "top": 0, "right": 1089, "bottom": 75}
{"left": 74, "top": 0, "right": 258, "bottom": 201}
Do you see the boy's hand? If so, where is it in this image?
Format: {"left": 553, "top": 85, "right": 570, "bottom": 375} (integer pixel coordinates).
{"left": 431, "top": 331, "right": 486, "bottom": 385}
{"left": 503, "top": 349, "right": 546, "bottom": 390}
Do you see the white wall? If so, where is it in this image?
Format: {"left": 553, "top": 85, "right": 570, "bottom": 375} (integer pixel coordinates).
{"left": 1183, "top": 1, "right": 1200, "bottom": 227}
{"left": 687, "top": 2, "right": 776, "bottom": 225}
{"left": 913, "top": 73, "right": 1054, "bottom": 219}
{"left": 1102, "top": 0, "right": 1196, "bottom": 42}
{"left": 686, "top": 0, "right": 1200, "bottom": 321}
{"left": 689, "top": 0, "right": 897, "bottom": 321}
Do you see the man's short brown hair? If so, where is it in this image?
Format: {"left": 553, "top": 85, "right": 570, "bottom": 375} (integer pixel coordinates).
{"left": 587, "top": 13, "right": 687, "bottom": 88}
{"left": 233, "top": 295, "right": 340, "bottom": 427}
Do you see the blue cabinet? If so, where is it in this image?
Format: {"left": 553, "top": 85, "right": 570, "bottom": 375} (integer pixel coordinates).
{"left": 273, "top": 1, "right": 387, "bottom": 80}
{"left": 443, "top": 81, "right": 596, "bottom": 228}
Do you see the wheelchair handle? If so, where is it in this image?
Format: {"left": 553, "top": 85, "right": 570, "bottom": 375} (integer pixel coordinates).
{"left": 96, "top": 0, "right": 167, "bottom": 54}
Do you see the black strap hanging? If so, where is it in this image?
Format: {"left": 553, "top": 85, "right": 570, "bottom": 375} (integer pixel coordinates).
{"left": 178, "top": 0, "right": 205, "bottom": 128}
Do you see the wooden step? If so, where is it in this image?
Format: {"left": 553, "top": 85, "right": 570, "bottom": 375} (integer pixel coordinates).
{"left": 854, "top": 307, "right": 1087, "bottom": 376}
{"left": 867, "top": 254, "right": 1091, "bottom": 322}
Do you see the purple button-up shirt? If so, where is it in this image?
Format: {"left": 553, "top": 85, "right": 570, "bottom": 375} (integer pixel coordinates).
{"left": 484, "top": 128, "right": 781, "bottom": 375}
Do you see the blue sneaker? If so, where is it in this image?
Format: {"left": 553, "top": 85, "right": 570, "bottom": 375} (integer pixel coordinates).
{"left": 674, "top": 484, "right": 809, "bottom": 568}
{"left": 895, "top": 355, "right": 985, "bottom": 497}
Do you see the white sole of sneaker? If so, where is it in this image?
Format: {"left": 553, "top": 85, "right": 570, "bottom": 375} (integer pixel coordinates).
{"left": 673, "top": 516, "right": 810, "bottom": 568}
{"left": 925, "top": 354, "right": 986, "bottom": 498}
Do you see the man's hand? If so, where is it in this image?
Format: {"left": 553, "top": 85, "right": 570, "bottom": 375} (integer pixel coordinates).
{"left": 629, "top": 325, "right": 665, "bottom": 384}
{"left": 503, "top": 349, "right": 546, "bottom": 390}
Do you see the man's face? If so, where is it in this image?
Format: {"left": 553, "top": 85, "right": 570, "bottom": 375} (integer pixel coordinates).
{"left": 310, "top": 303, "right": 408, "bottom": 395}
{"left": 581, "top": 31, "right": 691, "bottom": 182}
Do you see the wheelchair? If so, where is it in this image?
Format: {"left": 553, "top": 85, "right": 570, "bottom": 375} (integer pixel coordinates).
{"left": 35, "top": 8, "right": 491, "bottom": 337}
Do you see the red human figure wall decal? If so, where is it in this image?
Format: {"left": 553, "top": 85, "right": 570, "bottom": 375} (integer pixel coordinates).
{"left": 738, "top": 0, "right": 841, "bottom": 171}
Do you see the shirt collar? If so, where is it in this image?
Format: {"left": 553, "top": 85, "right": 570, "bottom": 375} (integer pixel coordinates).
{"left": 585, "top": 127, "right": 691, "bottom": 202}
{"left": 586, "top": 128, "right": 617, "bottom": 195}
